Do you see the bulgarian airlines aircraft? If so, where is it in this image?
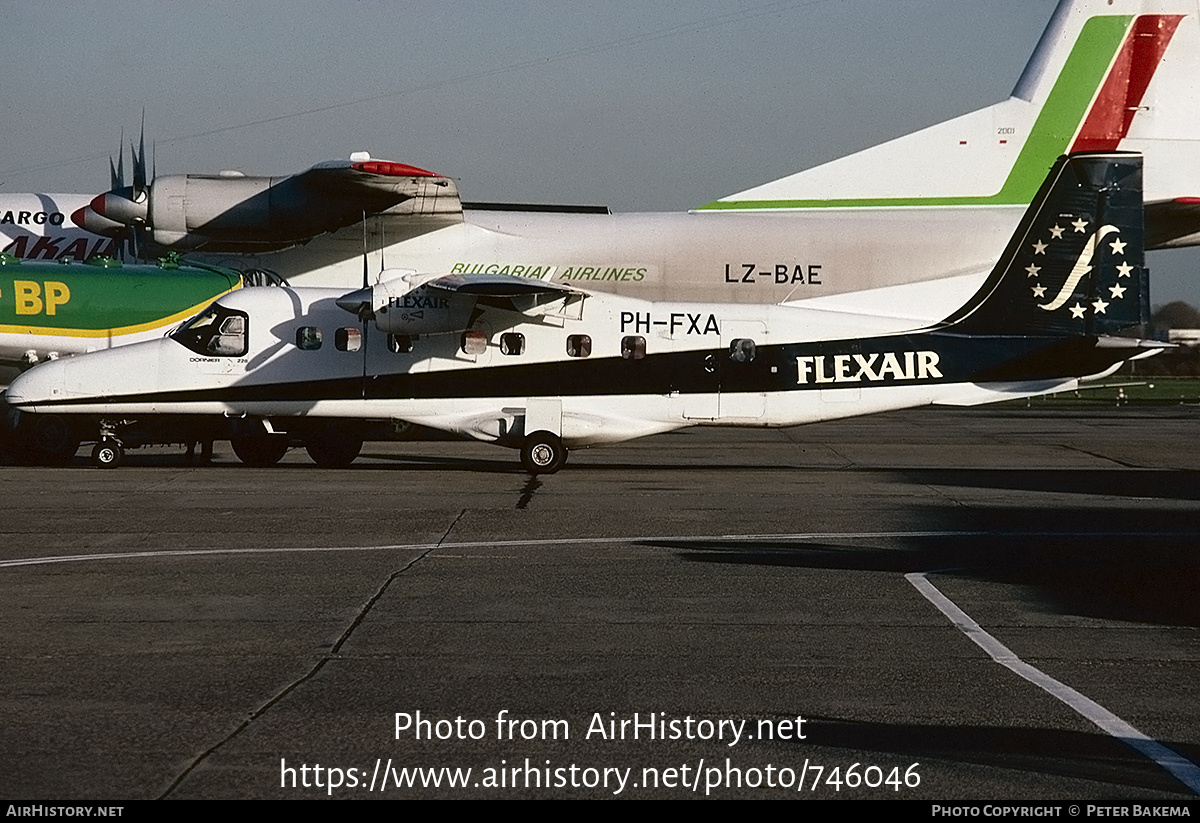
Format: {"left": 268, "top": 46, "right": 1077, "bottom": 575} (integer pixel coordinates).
{"left": 4, "top": 153, "right": 1164, "bottom": 472}
{"left": 45, "top": 0, "right": 1200, "bottom": 323}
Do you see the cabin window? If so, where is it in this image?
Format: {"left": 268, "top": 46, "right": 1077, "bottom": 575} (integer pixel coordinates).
{"left": 500, "top": 333, "right": 525, "bottom": 356}
{"left": 729, "top": 338, "right": 756, "bottom": 363}
{"left": 621, "top": 335, "right": 646, "bottom": 360}
{"left": 566, "top": 334, "right": 591, "bottom": 358}
{"left": 388, "top": 333, "right": 414, "bottom": 354}
{"left": 335, "top": 327, "right": 362, "bottom": 352}
{"left": 461, "top": 329, "right": 487, "bottom": 355}
{"left": 296, "top": 326, "right": 323, "bottom": 350}
{"left": 170, "top": 304, "right": 249, "bottom": 357}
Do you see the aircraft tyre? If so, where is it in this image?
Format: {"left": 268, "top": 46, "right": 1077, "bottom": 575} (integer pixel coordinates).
{"left": 91, "top": 438, "right": 123, "bottom": 469}
{"left": 521, "top": 431, "right": 567, "bottom": 475}
{"left": 305, "top": 434, "right": 363, "bottom": 468}
{"left": 231, "top": 435, "right": 289, "bottom": 467}
{"left": 14, "top": 415, "right": 81, "bottom": 465}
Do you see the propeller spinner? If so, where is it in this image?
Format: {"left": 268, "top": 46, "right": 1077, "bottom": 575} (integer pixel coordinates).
{"left": 71, "top": 122, "right": 153, "bottom": 259}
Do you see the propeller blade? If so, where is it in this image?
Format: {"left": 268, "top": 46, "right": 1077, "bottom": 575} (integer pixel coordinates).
{"left": 132, "top": 110, "right": 147, "bottom": 197}
{"left": 131, "top": 142, "right": 146, "bottom": 198}
{"left": 110, "top": 128, "right": 126, "bottom": 190}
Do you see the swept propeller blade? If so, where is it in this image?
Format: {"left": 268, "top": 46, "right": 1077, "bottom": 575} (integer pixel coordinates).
{"left": 108, "top": 128, "right": 125, "bottom": 191}
{"left": 131, "top": 111, "right": 147, "bottom": 199}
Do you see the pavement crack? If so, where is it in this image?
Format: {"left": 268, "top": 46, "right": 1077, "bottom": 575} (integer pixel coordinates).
{"left": 157, "top": 531, "right": 451, "bottom": 799}
{"left": 438, "top": 509, "right": 467, "bottom": 544}
{"left": 822, "top": 444, "right": 856, "bottom": 469}
{"left": 917, "top": 481, "right": 970, "bottom": 508}
{"left": 1059, "top": 444, "right": 1143, "bottom": 468}
{"left": 327, "top": 548, "right": 433, "bottom": 656}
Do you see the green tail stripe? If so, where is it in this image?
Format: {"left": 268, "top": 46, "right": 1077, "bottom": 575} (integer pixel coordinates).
{"left": 696, "top": 15, "right": 1133, "bottom": 211}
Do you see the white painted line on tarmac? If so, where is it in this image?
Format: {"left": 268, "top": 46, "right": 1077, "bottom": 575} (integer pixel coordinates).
{"left": 907, "top": 571, "right": 1200, "bottom": 795}
{"left": 0, "top": 530, "right": 980, "bottom": 569}
{"left": 0, "top": 529, "right": 1191, "bottom": 571}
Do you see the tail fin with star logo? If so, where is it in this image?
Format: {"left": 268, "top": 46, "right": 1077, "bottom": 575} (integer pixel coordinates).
{"left": 942, "top": 152, "right": 1148, "bottom": 339}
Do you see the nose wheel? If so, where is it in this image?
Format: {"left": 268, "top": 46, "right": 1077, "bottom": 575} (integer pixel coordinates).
{"left": 521, "top": 431, "right": 567, "bottom": 475}
{"left": 91, "top": 438, "right": 124, "bottom": 469}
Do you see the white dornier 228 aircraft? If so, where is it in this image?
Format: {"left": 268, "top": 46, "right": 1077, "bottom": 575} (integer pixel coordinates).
{"left": 4, "top": 153, "right": 1165, "bottom": 472}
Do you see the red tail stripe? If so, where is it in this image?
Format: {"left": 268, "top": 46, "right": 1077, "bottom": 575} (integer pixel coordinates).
{"left": 1070, "top": 14, "right": 1183, "bottom": 152}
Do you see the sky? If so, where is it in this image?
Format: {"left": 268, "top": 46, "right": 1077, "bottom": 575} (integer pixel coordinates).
{"left": 3, "top": 0, "right": 1199, "bottom": 306}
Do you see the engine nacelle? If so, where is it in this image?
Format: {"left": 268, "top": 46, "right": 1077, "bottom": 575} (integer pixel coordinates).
{"left": 148, "top": 174, "right": 358, "bottom": 249}
{"left": 339, "top": 276, "right": 477, "bottom": 335}
{"left": 373, "top": 278, "right": 477, "bottom": 335}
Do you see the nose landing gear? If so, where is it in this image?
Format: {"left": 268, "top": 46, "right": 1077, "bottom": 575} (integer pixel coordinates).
{"left": 91, "top": 437, "right": 124, "bottom": 469}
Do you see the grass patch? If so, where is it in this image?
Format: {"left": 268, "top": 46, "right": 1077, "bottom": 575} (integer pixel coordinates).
{"left": 1012, "top": 377, "right": 1200, "bottom": 406}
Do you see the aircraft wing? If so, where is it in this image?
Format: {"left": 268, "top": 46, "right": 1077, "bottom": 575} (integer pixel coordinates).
{"left": 300, "top": 156, "right": 461, "bottom": 213}
{"left": 420, "top": 272, "right": 582, "bottom": 297}
{"left": 422, "top": 272, "right": 586, "bottom": 320}
{"left": 77, "top": 153, "right": 463, "bottom": 254}
{"left": 1146, "top": 198, "right": 1200, "bottom": 249}
{"left": 339, "top": 271, "right": 585, "bottom": 335}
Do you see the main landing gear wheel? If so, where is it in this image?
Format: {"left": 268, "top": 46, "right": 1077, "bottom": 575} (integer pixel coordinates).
{"left": 32, "top": 415, "right": 80, "bottom": 465}
{"left": 521, "top": 431, "right": 567, "bottom": 475}
{"left": 91, "top": 438, "right": 124, "bottom": 469}
{"left": 305, "top": 435, "right": 363, "bottom": 468}
{"left": 231, "top": 435, "right": 289, "bottom": 467}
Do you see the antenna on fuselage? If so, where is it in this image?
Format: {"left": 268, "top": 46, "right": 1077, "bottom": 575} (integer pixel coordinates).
{"left": 361, "top": 209, "right": 369, "bottom": 289}
{"left": 378, "top": 214, "right": 386, "bottom": 270}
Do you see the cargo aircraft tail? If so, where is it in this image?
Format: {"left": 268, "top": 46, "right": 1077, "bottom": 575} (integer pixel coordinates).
{"left": 700, "top": 0, "right": 1200, "bottom": 250}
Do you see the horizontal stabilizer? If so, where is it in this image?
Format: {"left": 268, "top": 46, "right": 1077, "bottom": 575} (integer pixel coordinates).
{"left": 1145, "top": 197, "right": 1200, "bottom": 247}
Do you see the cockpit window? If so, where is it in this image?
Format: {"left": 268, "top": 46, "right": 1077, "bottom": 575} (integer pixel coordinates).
{"left": 170, "top": 304, "right": 249, "bottom": 357}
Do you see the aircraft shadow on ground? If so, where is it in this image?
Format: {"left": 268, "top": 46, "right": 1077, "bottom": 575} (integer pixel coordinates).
{"left": 57, "top": 449, "right": 832, "bottom": 473}
{"left": 59, "top": 450, "right": 527, "bottom": 473}
{"left": 761, "top": 716, "right": 1197, "bottom": 796}
{"left": 896, "top": 467, "right": 1200, "bottom": 502}
{"left": 654, "top": 506, "right": 1200, "bottom": 628}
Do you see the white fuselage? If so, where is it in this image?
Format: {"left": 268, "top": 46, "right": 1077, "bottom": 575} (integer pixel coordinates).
{"left": 5, "top": 283, "right": 1072, "bottom": 449}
